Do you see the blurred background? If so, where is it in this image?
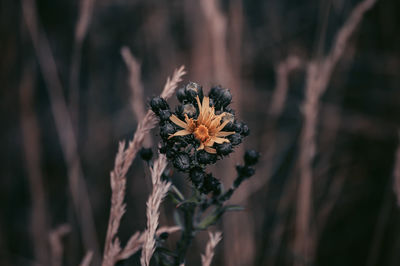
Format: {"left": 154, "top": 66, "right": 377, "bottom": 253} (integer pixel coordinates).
{"left": 1, "top": 0, "right": 400, "bottom": 265}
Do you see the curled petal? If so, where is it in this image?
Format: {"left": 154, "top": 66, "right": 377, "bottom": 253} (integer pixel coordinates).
{"left": 170, "top": 115, "right": 188, "bottom": 129}
{"left": 215, "top": 131, "right": 235, "bottom": 137}
{"left": 168, "top": 130, "right": 191, "bottom": 139}
{"left": 204, "top": 146, "right": 217, "bottom": 154}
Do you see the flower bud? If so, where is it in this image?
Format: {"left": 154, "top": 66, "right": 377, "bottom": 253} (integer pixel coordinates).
{"left": 216, "top": 142, "right": 232, "bottom": 156}
{"left": 228, "top": 133, "right": 242, "bottom": 146}
{"left": 173, "top": 153, "right": 190, "bottom": 171}
{"left": 160, "top": 122, "right": 175, "bottom": 139}
{"left": 139, "top": 148, "right": 153, "bottom": 161}
{"left": 150, "top": 96, "right": 169, "bottom": 114}
{"left": 244, "top": 150, "right": 259, "bottom": 166}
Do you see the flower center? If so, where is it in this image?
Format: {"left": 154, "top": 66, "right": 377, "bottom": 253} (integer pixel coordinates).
{"left": 194, "top": 124, "right": 209, "bottom": 142}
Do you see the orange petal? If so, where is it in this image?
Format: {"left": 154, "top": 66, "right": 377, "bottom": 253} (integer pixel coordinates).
{"left": 215, "top": 120, "right": 229, "bottom": 132}
{"left": 170, "top": 115, "right": 188, "bottom": 129}
{"left": 204, "top": 146, "right": 217, "bottom": 154}
{"left": 215, "top": 131, "right": 235, "bottom": 137}
{"left": 196, "top": 96, "right": 203, "bottom": 122}
{"left": 197, "top": 142, "right": 205, "bottom": 150}
{"left": 212, "top": 137, "right": 230, "bottom": 144}
{"left": 168, "top": 130, "right": 191, "bottom": 139}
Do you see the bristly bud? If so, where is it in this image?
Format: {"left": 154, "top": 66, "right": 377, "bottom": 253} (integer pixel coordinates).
{"left": 236, "top": 165, "right": 255, "bottom": 178}
{"left": 173, "top": 153, "right": 190, "bottom": 171}
{"left": 182, "top": 104, "right": 197, "bottom": 118}
{"left": 219, "top": 88, "right": 232, "bottom": 108}
{"left": 139, "top": 148, "right": 153, "bottom": 161}
{"left": 185, "top": 82, "right": 203, "bottom": 102}
{"left": 201, "top": 173, "right": 221, "bottom": 195}
{"left": 189, "top": 167, "right": 205, "bottom": 186}
{"left": 160, "top": 122, "right": 175, "bottom": 139}
{"left": 228, "top": 133, "right": 242, "bottom": 146}
{"left": 159, "top": 109, "right": 171, "bottom": 121}
{"left": 216, "top": 142, "right": 232, "bottom": 156}
{"left": 241, "top": 123, "right": 250, "bottom": 136}
{"left": 244, "top": 150, "right": 260, "bottom": 166}
{"left": 209, "top": 85, "right": 232, "bottom": 109}
{"left": 150, "top": 96, "right": 169, "bottom": 115}
{"left": 197, "top": 150, "right": 217, "bottom": 164}
{"left": 176, "top": 87, "right": 186, "bottom": 102}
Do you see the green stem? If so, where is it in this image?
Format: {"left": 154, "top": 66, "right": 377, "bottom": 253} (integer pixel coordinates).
{"left": 175, "top": 204, "right": 195, "bottom": 265}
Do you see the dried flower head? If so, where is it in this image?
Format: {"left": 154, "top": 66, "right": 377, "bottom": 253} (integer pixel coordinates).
{"left": 168, "top": 95, "right": 234, "bottom": 154}
{"left": 152, "top": 82, "right": 250, "bottom": 175}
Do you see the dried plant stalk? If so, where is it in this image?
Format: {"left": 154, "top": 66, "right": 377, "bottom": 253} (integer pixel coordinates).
{"left": 294, "top": 0, "right": 378, "bottom": 264}
{"left": 393, "top": 131, "right": 400, "bottom": 206}
{"left": 121, "top": 46, "right": 146, "bottom": 121}
{"left": 79, "top": 251, "right": 94, "bottom": 266}
{"left": 49, "top": 224, "right": 71, "bottom": 266}
{"left": 21, "top": 0, "right": 100, "bottom": 261}
{"left": 19, "top": 65, "right": 49, "bottom": 266}
{"left": 141, "top": 154, "right": 172, "bottom": 266}
{"left": 102, "top": 66, "right": 185, "bottom": 266}
{"left": 201, "top": 232, "right": 222, "bottom": 266}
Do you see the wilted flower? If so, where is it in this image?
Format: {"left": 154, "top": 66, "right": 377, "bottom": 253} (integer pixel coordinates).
{"left": 152, "top": 82, "right": 250, "bottom": 173}
{"left": 169, "top": 96, "right": 234, "bottom": 154}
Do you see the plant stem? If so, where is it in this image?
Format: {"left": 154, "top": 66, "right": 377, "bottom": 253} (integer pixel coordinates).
{"left": 175, "top": 204, "right": 195, "bottom": 265}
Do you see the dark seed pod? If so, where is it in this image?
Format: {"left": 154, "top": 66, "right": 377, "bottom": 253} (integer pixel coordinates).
{"left": 150, "top": 96, "right": 169, "bottom": 114}
{"left": 189, "top": 167, "right": 205, "bottom": 186}
{"left": 139, "top": 148, "right": 153, "bottom": 161}
{"left": 223, "top": 121, "right": 236, "bottom": 131}
{"left": 234, "top": 122, "right": 243, "bottom": 133}
{"left": 216, "top": 142, "right": 232, "bottom": 156}
{"left": 236, "top": 165, "right": 255, "bottom": 178}
{"left": 209, "top": 86, "right": 223, "bottom": 100}
{"left": 219, "top": 89, "right": 232, "bottom": 108}
{"left": 241, "top": 123, "right": 250, "bottom": 136}
{"left": 160, "top": 122, "right": 175, "bottom": 139}
{"left": 228, "top": 133, "right": 242, "bottom": 146}
{"left": 173, "top": 153, "right": 190, "bottom": 171}
{"left": 183, "top": 104, "right": 197, "bottom": 118}
{"left": 161, "top": 169, "right": 172, "bottom": 182}
{"left": 176, "top": 87, "right": 187, "bottom": 102}
{"left": 201, "top": 173, "right": 221, "bottom": 195}
{"left": 159, "top": 109, "right": 171, "bottom": 121}
{"left": 224, "top": 107, "right": 235, "bottom": 115}
{"left": 244, "top": 150, "right": 259, "bottom": 166}
{"left": 197, "top": 150, "right": 217, "bottom": 164}
{"left": 159, "top": 232, "right": 169, "bottom": 240}
{"left": 166, "top": 149, "right": 176, "bottom": 159}
{"left": 185, "top": 82, "right": 203, "bottom": 101}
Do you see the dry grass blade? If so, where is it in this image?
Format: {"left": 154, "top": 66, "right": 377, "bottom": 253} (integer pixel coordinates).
{"left": 21, "top": 0, "right": 100, "bottom": 262}
{"left": 121, "top": 46, "right": 146, "bottom": 121}
{"left": 102, "top": 67, "right": 185, "bottom": 266}
{"left": 49, "top": 224, "right": 71, "bottom": 266}
{"left": 79, "top": 251, "right": 94, "bottom": 266}
{"left": 161, "top": 65, "right": 187, "bottom": 99}
{"left": 19, "top": 65, "right": 49, "bottom": 266}
{"left": 141, "top": 154, "right": 172, "bottom": 266}
{"left": 393, "top": 131, "right": 400, "bottom": 206}
{"left": 201, "top": 232, "right": 222, "bottom": 266}
{"left": 294, "top": 0, "right": 378, "bottom": 264}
